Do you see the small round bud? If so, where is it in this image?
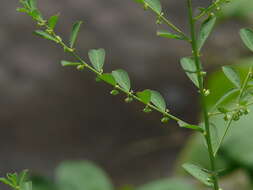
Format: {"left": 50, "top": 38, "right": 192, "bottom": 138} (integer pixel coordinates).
{"left": 143, "top": 106, "right": 152, "bottom": 113}
{"left": 224, "top": 114, "right": 231, "bottom": 121}
{"left": 55, "top": 35, "right": 62, "bottom": 43}
{"left": 77, "top": 65, "right": 85, "bottom": 71}
{"left": 125, "top": 96, "right": 133, "bottom": 103}
{"left": 110, "top": 89, "right": 119, "bottom": 96}
{"left": 161, "top": 117, "right": 170, "bottom": 123}
{"left": 95, "top": 77, "right": 101, "bottom": 82}
{"left": 204, "top": 89, "right": 210, "bottom": 96}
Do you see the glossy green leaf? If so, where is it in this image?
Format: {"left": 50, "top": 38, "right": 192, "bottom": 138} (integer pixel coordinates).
{"left": 56, "top": 161, "right": 113, "bottom": 190}
{"left": 222, "top": 66, "right": 241, "bottom": 88}
{"left": 197, "top": 15, "right": 216, "bottom": 51}
{"left": 48, "top": 14, "right": 59, "bottom": 30}
{"left": 99, "top": 73, "right": 116, "bottom": 86}
{"left": 182, "top": 163, "right": 212, "bottom": 187}
{"left": 177, "top": 121, "right": 204, "bottom": 132}
{"left": 34, "top": 30, "right": 57, "bottom": 42}
{"left": 69, "top": 21, "right": 83, "bottom": 48}
{"left": 240, "top": 28, "right": 253, "bottom": 52}
{"left": 88, "top": 49, "right": 106, "bottom": 72}
{"left": 157, "top": 30, "right": 185, "bottom": 40}
{"left": 61, "top": 60, "right": 81, "bottom": 67}
{"left": 136, "top": 178, "right": 196, "bottom": 190}
{"left": 150, "top": 90, "right": 166, "bottom": 111}
{"left": 28, "top": 0, "right": 37, "bottom": 10}
{"left": 112, "top": 69, "right": 131, "bottom": 91}
{"left": 180, "top": 57, "right": 199, "bottom": 88}
{"left": 21, "top": 181, "right": 32, "bottom": 190}
{"left": 211, "top": 88, "right": 239, "bottom": 111}
{"left": 137, "top": 90, "right": 151, "bottom": 104}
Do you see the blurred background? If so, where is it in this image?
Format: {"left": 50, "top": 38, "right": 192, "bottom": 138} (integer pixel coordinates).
{"left": 1, "top": 0, "right": 253, "bottom": 189}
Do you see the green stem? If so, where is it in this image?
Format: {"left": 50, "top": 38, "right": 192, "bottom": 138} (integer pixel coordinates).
{"left": 187, "top": 0, "right": 219, "bottom": 189}
{"left": 214, "top": 117, "right": 233, "bottom": 156}
{"left": 146, "top": 5, "right": 190, "bottom": 41}
{"left": 238, "top": 66, "right": 253, "bottom": 101}
{"left": 194, "top": 0, "right": 227, "bottom": 20}
{"left": 71, "top": 51, "right": 185, "bottom": 122}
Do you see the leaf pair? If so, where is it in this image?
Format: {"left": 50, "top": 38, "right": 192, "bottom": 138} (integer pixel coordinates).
{"left": 137, "top": 89, "right": 166, "bottom": 111}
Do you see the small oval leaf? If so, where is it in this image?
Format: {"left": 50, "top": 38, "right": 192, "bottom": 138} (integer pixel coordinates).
{"left": 34, "top": 30, "right": 57, "bottom": 42}
{"left": 211, "top": 88, "right": 239, "bottom": 111}
{"left": 222, "top": 66, "right": 241, "bottom": 88}
{"left": 61, "top": 60, "right": 81, "bottom": 67}
{"left": 150, "top": 90, "right": 166, "bottom": 111}
{"left": 197, "top": 15, "right": 216, "bottom": 51}
{"left": 112, "top": 69, "right": 131, "bottom": 91}
{"left": 182, "top": 163, "right": 213, "bottom": 187}
{"left": 180, "top": 57, "right": 199, "bottom": 88}
{"left": 88, "top": 49, "right": 106, "bottom": 72}
{"left": 99, "top": 73, "right": 116, "bottom": 86}
{"left": 69, "top": 21, "right": 83, "bottom": 48}
{"left": 240, "top": 28, "right": 253, "bottom": 52}
{"left": 137, "top": 90, "right": 151, "bottom": 104}
{"left": 177, "top": 121, "right": 204, "bottom": 132}
{"left": 157, "top": 30, "right": 185, "bottom": 40}
{"left": 48, "top": 14, "right": 59, "bottom": 30}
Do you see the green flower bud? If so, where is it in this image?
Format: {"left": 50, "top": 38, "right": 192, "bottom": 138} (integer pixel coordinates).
{"left": 125, "top": 96, "right": 133, "bottom": 103}
{"left": 110, "top": 89, "right": 119, "bottom": 96}
{"left": 143, "top": 106, "right": 152, "bottom": 113}
{"left": 161, "top": 117, "right": 170, "bottom": 123}
{"left": 77, "top": 65, "right": 85, "bottom": 71}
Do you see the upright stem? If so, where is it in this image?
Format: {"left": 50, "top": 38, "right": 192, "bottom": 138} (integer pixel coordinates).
{"left": 187, "top": 0, "right": 219, "bottom": 189}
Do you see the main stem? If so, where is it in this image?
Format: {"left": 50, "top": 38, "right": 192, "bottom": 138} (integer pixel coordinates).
{"left": 187, "top": 0, "right": 219, "bottom": 189}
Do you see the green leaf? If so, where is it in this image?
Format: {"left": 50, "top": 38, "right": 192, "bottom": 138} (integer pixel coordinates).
{"left": 48, "top": 14, "right": 59, "bottom": 30}
{"left": 136, "top": 178, "right": 196, "bottom": 190}
{"left": 150, "top": 90, "right": 166, "bottom": 111}
{"left": 144, "top": 0, "right": 162, "bottom": 13}
{"left": 222, "top": 66, "right": 241, "bottom": 88}
{"left": 16, "top": 8, "right": 29, "bottom": 13}
{"left": 180, "top": 57, "right": 199, "bottom": 88}
{"left": 177, "top": 121, "right": 204, "bottom": 132}
{"left": 137, "top": 90, "right": 151, "bottom": 104}
{"left": 21, "top": 181, "right": 32, "bottom": 190}
{"left": 211, "top": 88, "right": 239, "bottom": 111}
{"left": 197, "top": 15, "right": 216, "bottom": 51}
{"left": 0, "top": 177, "right": 12, "bottom": 186}
{"left": 112, "top": 69, "right": 131, "bottom": 91}
{"left": 34, "top": 30, "right": 57, "bottom": 42}
{"left": 69, "top": 21, "right": 83, "bottom": 48}
{"left": 61, "top": 60, "right": 81, "bottom": 67}
{"left": 56, "top": 161, "right": 113, "bottom": 190}
{"left": 88, "top": 49, "right": 106, "bottom": 72}
{"left": 18, "top": 170, "right": 29, "bottom": 186}
{"left": 29, "top": 10, "right": 43, "bottom": 21}
{"left": 28, "top": 0, "right": 37, "bottom": 10}
{"left": 182, "top": 163, "right": 213, "bottom": 187}
{"left": 240, "top": 28, "right": 253, "bottom": 52}
{"left": 98, "top": 73, "right": 116, "bottom": 86}
{"left": 157, "top": 30, "right": 185, "bottom": 40}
